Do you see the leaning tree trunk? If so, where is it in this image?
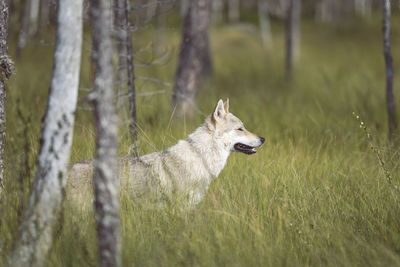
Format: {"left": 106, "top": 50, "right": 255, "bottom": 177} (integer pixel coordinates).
{"left": 115, "top": 0, "right": 127, "bottom": 109}
{"left": 0, "top": 0, "right": 14, "bottom": 201}
{"left": 114, "top": 0, "right": 138, "bottom": 157}
{"left": 91, "top": 0, "right": 122, "bottom": 266}
{"left": 8, "top": 0, "right": 83, "bottom": 265}
{"left": 125, "top": 0, "right": 138, "bottom": 157}
{"left": 172, "top": 0, "right": 212, "bottom": 117}
{"left": 383, "top": 0, "right": 397, "bottom": 141}
{"left": 285, "top": 0, "right": 301, "bottom": 81}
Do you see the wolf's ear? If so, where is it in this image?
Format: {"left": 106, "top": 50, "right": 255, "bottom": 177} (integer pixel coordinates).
{"left": 212, "top": 99, "right": 226, "bottom": 123}
{"left": 224, "top": 98, "right": 229, "bottom": 113}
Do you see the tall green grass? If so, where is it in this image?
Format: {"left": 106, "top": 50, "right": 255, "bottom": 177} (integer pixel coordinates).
{"left": 1, "top": 14, "right": 400, "bottom": 266}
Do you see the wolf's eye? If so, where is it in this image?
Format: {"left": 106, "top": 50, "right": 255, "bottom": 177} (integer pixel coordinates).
{"left": 237, "top": 128, "right": 244, "bottom": 131}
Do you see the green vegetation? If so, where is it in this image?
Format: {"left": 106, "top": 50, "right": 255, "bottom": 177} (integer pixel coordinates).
{"left": 1, "top": 14, "right": 400, "bottom": 266}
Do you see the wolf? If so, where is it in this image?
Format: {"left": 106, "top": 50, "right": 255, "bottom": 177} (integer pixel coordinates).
{"left": 67, "top": 99, "right": 264, "bottom": 206}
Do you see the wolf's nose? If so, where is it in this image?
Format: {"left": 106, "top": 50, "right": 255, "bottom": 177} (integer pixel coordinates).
{"left": 259, "top": 137, "right": 265, "bottom": 144}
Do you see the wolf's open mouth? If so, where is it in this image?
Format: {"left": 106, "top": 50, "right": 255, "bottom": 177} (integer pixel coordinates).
{"left": 234, "top": 143, "right": 257, "bottom": 155}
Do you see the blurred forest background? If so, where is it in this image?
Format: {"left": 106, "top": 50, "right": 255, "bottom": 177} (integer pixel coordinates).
{"left": 1, "top": 0, "right": 400, "bottom": 266}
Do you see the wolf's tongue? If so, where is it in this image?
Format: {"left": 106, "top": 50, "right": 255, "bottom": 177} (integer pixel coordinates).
{"left": 234, "top": 143, "right": 257, "bottom": 155}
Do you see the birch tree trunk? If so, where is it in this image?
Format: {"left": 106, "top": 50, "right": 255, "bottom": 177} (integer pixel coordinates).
{"left": 172, "top": 0, "right": 212, "bottom": 117}
{"left": 0, "top": 0, "right": 14, "bottom": 201}
{"left": 285, "top": 0, "right": 301, "bottom": 81}
{"left": 115, "top": 0, "right": 138, "bottom": 156}
{"left": 91, "top": 0, "right": 122, "bottom": 266}
{"left": 115, "top": 0, "right": 127, "bottom": 109}
{"left": 8, "top": 0, "right": 83, "bottom": 265}
{"left": 125, "top": 0, "right": 138, "bottom": 157}
{"left": 258, "top": 0, "right": 272, "bottom": 49}
{"left": 383, "top": 0, "right": 397, "bottom": 141}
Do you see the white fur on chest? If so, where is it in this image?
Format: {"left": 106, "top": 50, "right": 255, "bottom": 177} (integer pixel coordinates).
{"left": 135, "top": 125, "right": 231, "bottom": 204}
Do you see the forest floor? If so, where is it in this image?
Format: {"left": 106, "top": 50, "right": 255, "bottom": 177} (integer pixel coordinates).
{"left": 1, "top": 13, "right": 400, "bottom": 266}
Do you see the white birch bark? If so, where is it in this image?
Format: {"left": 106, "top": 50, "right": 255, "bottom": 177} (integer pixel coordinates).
{"left": 0, "top": 0, "right": 14, "bottom": 201}
{"left": 125, "top": 0, "right": 139, "bottom": 157}
{"left": 8, "top": 0, "right": 83, "bottom": 265}
{"left": 91, "top": 0, "right": 121, "bottom": 266}
{"left": 115, "top": 0, "right": 127, "bottom": 109}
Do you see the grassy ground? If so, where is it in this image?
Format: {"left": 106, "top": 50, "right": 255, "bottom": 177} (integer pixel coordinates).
{"left": 1, "top": 13, "right": 400, "bottom": 266}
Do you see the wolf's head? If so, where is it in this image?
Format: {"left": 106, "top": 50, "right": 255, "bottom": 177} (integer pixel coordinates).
{"left": 207, "top": 99, "right": 265, "bottom": 155}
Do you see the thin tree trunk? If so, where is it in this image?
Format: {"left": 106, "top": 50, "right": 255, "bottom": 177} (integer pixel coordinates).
{"left": 285, "top": 0, "right": 301, "bottom": 81}
{"left": 125, "top": 0, "right": 138, "bottom": 157}
{"left": 0, "top": 0, "right": 14, "bottom": 201}
{"left": 8, "top": 0, "right": 83, "bottom": 265}
{"left": 258, "top": 0, "right": 272, "bottom": 49}
{"left": 383, "top": 0, "right": 397, "bottom": 141}
{"left": 17, "top": 0, "right": 32, "bottom": 57}
{"left": 172, "top": 0, "right": 212, "bottom": 117}
{"left": 228, "top": 0, "right": 240, "bottom": 23}
{"left": 91, "top": 0, "right": 122, "bottom": 266}
{"left": 115, "top": 0, "right": 127, "bottom": 109}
